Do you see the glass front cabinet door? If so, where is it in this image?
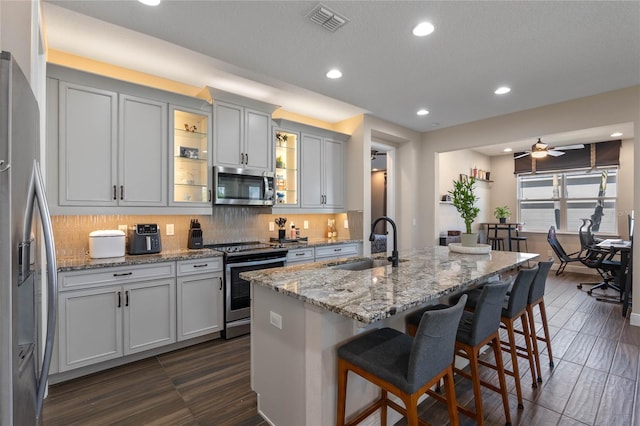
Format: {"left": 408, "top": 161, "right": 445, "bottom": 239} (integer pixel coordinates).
{"left": 170, "top": 105, "right": 212, "bottom": 206}
{"left": 274, "top": 128, "right": 299, "bottom": 207}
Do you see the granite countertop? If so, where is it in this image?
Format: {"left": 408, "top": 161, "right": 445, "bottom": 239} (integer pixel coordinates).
{"left": 56, "top": 239, "right": 361, "bottom": 272}
{"left": 241, "top": 246, "right": 539, "bottom": 324}
{"left": 56, "top": 248, "right": 223, "bottom": 272}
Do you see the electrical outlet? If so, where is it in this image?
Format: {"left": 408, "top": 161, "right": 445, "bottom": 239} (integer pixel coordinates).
{"left": 118, "top": 225, "right": 128, "bottom": 233}
{"left": 270, "top": 311, "right": 282, "bottom": 329}
{"left": 269, "top": 222, "right": 275, "bottom": 231}
{"left": 343, "top": 219, "right": 349, "bottom": 229}
{"left": 166, "top": 224, "right": 174, "bottom": 236}
{"left": 303, "top": 220, "right": 309, "bottom": 229}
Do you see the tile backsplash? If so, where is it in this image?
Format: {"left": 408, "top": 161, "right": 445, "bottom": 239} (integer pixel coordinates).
{"left": 52, "top": 208, "right": 362, "bottom": 258}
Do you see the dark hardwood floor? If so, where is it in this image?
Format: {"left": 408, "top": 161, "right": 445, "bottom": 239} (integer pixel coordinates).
{"left": 43, "top": 271, "right": 639, "bottom": 425}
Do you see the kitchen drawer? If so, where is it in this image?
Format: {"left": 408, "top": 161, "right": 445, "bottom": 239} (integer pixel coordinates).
{"left": 59, "top": 262, "right": 175, "bottom": 291}
{"left": 177, "top": 257, "right": 223, "bottom": 276}
{"left": 315, "top": 243, "right": 359, "bottom": 260}
{"left": 287, "top": 248, "right": 314, "bottom": 264}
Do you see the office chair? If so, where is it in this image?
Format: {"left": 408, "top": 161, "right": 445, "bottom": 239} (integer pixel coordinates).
{"left": 547, "top": 226, "right": 582, "bottom": 275}
{"left": 577, "top": 219, "right": 621, "bottom": 296}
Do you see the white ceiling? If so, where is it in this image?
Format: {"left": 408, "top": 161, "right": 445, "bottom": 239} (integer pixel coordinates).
{"left": 43, "top": 1, "right": 639, "bottom": 148}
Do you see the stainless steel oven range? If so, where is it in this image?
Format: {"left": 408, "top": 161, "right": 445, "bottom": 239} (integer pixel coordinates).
{"left": 205, "top": 242, "right": 288, "bottom": 339}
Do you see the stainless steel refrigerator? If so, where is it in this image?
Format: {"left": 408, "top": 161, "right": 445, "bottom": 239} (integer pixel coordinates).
{"left": 1, "top": 51, "right": 57, "bottom": 425}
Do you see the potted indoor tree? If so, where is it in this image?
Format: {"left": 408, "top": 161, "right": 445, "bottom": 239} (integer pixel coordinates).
{"left": 494, "top": 205, "right": 511, "bottom": 224}
{"left": 449, "top": 177, "right": 480, "bottom": 247}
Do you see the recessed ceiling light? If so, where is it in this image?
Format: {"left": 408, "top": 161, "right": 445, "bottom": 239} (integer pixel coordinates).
{"left": 326, "top": 69, "right": 342, "bottom": 79}
{"left": 503, "top": 148, "right": 513, "bottom": 152}
{"left": 412, "top": 22, "right": 435, "bottom": 37}
{"left": 494, "top": 86, "right": 511, "bottom": 95}
{"left": 416, "top": 109, "right": 429, "bottom": 116}
{"left": 610, "top": 132, "right": 623, "bottom": 137}
{"left": 138, "top": 0, "right": 161, "bottom": 5}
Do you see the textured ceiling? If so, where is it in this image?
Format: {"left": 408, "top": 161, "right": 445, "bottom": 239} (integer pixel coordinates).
{"left": 44, "top": 1, "right": 640, "bottom": 138}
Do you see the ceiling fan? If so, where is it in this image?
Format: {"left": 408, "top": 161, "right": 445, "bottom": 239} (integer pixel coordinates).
{"left": 514, "top": 138, "right": 585, "bottom": 159}
{"left": 371, "top": 150, "right": 387, "bottom": 160}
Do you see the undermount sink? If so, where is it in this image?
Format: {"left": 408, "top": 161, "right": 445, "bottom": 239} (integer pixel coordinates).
{"left": 330, "top": 258, "right": 392, "bottom": 271}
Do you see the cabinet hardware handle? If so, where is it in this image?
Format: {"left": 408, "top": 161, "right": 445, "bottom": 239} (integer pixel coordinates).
{"left": 241, "top": 153, "right": 245, "bottom": 164}
{"left": 245, "top": 153, "right": 248, "bottom": 164}
{"left": 334, "top": 248, "right": 342, "bottom": 252}
{"left": 120, "top": 185, "right": 124, "bottom": 200}
{"left": 208, "top": 189, "right": 212, "bottom": 202}
{"left": 117, "top": 291, "right": 121, "bottom": 308}
{"left": 113, "top": 185, "right": 117, "bottom": 200}
{"left": 113, "top": 272, "right": 133, "bottom": 277}
{"left": 125, "top": 290, "right": 129, "bottom": 307}
{"left": 219, "top": 277, "right": 223, "bottom": 291}
{"left": 296, "top": 252, "right": 305, "bottom": 256}
{"left": 193, "top": 264, "right": 208, "bottom": 268}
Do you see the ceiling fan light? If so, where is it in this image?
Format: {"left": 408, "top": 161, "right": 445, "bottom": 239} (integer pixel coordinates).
{"left": 531, "top": 150, "right": 547, "bottom": 159}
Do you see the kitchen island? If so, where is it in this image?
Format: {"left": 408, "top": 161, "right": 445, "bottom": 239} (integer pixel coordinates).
{"left": 242, "top": 246, "right": 538, "bottom": 426}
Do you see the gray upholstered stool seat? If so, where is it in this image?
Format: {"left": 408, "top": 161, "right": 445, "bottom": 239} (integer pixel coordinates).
{"left": 337, "top": 296, "right": 467, "bottom": 426}
{"left": 337, "top": 327, "right": 417, "bottom": 394}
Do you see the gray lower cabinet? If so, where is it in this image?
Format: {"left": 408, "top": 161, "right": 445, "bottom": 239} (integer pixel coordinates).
{"left": 176, "top": 258, "right": 224, "bottom": 341}
{"left": 314, "top": 243, "right": 361, "bottom": 261}
{"left": 286, "top": 247, "right": 315, "bottom": 265}
{"left": 57, "top": 263, "right": 176, "bottom": 372}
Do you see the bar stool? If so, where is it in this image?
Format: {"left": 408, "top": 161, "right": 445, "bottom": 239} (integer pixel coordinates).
{"left": 524, "top": 260, "right": 555, "bottom": 378}
{"left": 459, "top": 267, "right": 539, "bottom": 408}
{"left": 406, "top": 282, "right": 512, "bottom": 426}
{"left": 488, "top": 236, "right": 505, "bottom": 250}
{"left": 336, "top": 295, "right": 467, "bottom": 426}
{"left": 510, "top": 229, "right": 528, "bottom": 252}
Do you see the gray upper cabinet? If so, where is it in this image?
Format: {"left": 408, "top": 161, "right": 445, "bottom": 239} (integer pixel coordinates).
{"left": 300, "top": 134, "right": 345, "bottom": 210}
{"left": 245, "top": 109, "right": 272, "bottom": 171}
{"left": 58, "top": 85, "right": 167, "bottom": 207}
{"left": 201, "top": 87, "right": 278, "bottom": 173}
{"left": 213, "top": 101, "right": 244, "bottom": 168}
{"left": 48, "top": 64, "right": 213, "bottom": 215}
{"left": 273, "top": 119, "right": 349, "bottom": 213}
{"left": 118, "top": 95, "right": 167, "bottom": 206}
{"left": 58, "top": 82, "right": 118, "bottom": 206}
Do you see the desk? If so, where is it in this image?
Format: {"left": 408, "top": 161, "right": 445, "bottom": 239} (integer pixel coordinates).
{"left": 483, "top": 222, "right": 522, "bottom": 251}
{"left": 597, "top": 239, "right": 632, "bottom": 316}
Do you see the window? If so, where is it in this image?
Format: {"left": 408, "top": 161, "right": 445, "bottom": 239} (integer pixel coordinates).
{"left": 517, "top": 168, "right": 618, "bottom": 233}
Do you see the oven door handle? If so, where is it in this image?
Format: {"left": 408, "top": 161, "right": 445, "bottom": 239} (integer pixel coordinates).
{"left": 226, "top": 256, "right": 287, "bottom": 269}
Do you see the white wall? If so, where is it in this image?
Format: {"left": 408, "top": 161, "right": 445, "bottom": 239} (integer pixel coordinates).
{"left": 438, "top": 150, "right": 492, "bottom": 239}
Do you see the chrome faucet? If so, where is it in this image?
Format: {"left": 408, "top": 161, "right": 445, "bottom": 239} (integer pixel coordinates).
{"left": 369, "top": 216, "right": 399, "bottom": 267}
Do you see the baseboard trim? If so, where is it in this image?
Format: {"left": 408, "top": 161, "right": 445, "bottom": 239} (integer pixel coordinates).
{"left": 630, "top": 313, "right": 640, "bottom": 327}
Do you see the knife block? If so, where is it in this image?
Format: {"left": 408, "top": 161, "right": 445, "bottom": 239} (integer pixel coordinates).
{"left": 188, "top": 219, "right": 203, "bottom": 249}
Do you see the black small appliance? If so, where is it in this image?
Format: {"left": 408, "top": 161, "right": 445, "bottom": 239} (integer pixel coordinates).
{"left": 128, "top": 223, "right": 162, "bottom": 255}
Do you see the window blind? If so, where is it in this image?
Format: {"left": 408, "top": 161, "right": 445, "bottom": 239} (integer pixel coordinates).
{"left": 514, "top": 140, "right": 621, "bottom": 174}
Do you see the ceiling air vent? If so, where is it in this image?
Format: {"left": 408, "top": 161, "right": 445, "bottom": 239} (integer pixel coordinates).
{"left": 307, "top": 4, "right": 349, "bottom": 32}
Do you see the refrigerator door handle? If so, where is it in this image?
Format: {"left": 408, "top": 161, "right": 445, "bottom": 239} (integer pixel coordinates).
{"left": 23, "top": 160, "right": 58, "bottom": 424}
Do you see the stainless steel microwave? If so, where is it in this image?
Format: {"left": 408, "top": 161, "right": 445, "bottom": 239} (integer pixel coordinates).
{"left": 213, "top": 166, "right": 275, "bottom": 206}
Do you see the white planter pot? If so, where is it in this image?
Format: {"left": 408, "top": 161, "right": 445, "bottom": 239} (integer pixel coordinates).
{"left": 460, "top": 233, "right": 478, "bottom": 247}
